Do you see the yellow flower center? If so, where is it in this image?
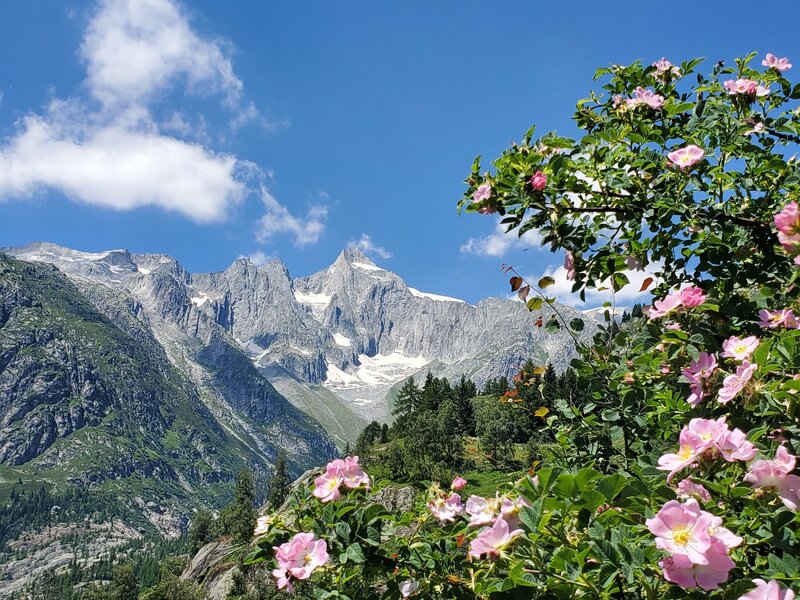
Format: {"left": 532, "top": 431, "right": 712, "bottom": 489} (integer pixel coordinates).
{"left": 672, "top": 525, "right": 692, "bottom": 546}
{"left": 678, "top": 445, "right": 694, "bottom": 460}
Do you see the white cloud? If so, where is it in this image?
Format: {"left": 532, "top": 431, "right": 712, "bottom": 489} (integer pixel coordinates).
{"left": 348, "top": 234, "right": 393, "bottom": 259}
{"left": 0, "top": 111, "right": 245, "bottom": 221}
{"left": 460, "top": 218, "right": 542, "bottom": 257}
{"left": 239, "top": 250, "right": 272, "bottom": 266}
{"left": 0, "top": 0, "right": 297, "bottom": 228}
{"left": 81, "top": 0, "right": 243, "bottom": 109}
{"left": 529, "top": 262, "right": 661, "bottom": 308}
{"left": 256, "top": 188, "right": 327, "bottom": 246}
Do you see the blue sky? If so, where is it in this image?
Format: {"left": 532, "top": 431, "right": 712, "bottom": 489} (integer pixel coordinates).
{"left": 2, "top": 1, "right": 800, "bottom": 306}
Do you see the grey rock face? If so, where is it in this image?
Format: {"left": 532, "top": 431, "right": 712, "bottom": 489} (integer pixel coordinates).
{"left": 3, "top": 242, "right": 592, "bottom": 434}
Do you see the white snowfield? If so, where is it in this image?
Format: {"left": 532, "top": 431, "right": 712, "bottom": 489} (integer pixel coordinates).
{"left": 293, "top": 290, "right": 333, "bottom": 320}
{"left": 351, "top": 261, "right": 385, "bottom": 272}
{"left": 408, "top": 287, "right": 465, "bottom": 304}
{"left": 332, "top": 332, "right": 352, "bottom": 347}
{"left": 324, "top": 352, "right": 428, "bottom": 389}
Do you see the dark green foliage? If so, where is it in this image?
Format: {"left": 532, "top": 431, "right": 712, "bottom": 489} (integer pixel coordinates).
{"left": 480, "top": 376, "right": 508, "bottom": 396}
{"left": 219, "top": 469, "right": 258, "bottom": 544}
{"left": 630, "top": 303, "right": 644, "bottom": 319}
{"left": 267, "top": 451, "right": 290, "bottom": 509}
{"left": 111, "top": 564, "right": 138, "bottom": 600}
{"left": 392, "top": 377, "right": 421, "bottom": 418}
{"left": 188, "top": 509, "right": 215, "bottom": 553}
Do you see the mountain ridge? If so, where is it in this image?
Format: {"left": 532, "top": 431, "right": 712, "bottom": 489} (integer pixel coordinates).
{"left": 3, "top": 241, "right": 596, "bottom": 430}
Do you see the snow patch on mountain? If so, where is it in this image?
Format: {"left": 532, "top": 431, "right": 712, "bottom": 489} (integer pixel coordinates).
{"left": 351, "top": 262, "right": 384, "bottom": 272}
{"left": 332, "top": 333, "right": 351, "bottom": 347}
{"left": 408, "top": 287, "right": 465, "bottom": 304}
{"left": 294, "top": 290, "right": 332, "bottom": 320}
{"left": 325, "top": 352, "right": 428, "bottom": 388}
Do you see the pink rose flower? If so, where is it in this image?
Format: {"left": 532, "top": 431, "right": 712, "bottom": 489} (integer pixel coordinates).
{"left": 564, "top": 251, "right": 576, "bottom": 281}
{"left": 272, "top": 532, "right": 329, "bottom": 590}
{"left": 740, "top": 579, "right": 796, "bottom": 600}
{"left": 649, "top": 292, "right": 683, "bottom": 319}
{"left": 774, "top": 201, "right": 800, "bottom": 235}
{"left": 722, "top": 336, "right": 760, "bottom": 362}
{"left": 659, "top": 541, "right": 735, "bottom": 590}
{"left": 685, "top": 352, "right": 718, "bottom": 380}
{"left": 652, "top": 57, "right": 681, "bottom": 79}
{"left": 724, "top": 78, "right": 770, "bottom": 98}
{"left": 254, "top": 515, "right": 273, "bottom": 537}
{"left": 718, "top": 360, "right": 756, "bottom": 404}
{"left": 745, "top": 447, "right": 800, "bottom": 510}
{"left": 680, "top": 286, "right": 706, "bottom": 308}
{"left": 530, "top": 171, "right": 547, "bottom": 191}
{"left": 763, "top": 53, "right": 793, "bottom": 72}
{"left": 717, "top": 427, "right": 757, "bottom": 462}
{"left": 312, "top": 471, "right": 342, "bottom": 503}
{"left": 677, "top": 479, "right": 712, "bottom": 503}
{"left": 626, "top": 86, "right": 665, "bottom": 110}
{"left": 451, "top": 476, "right": 467, "bottom": 491}
{"left": 472, "top": 183, "right": 491, "bottom": 203}
{"left": 759, "top": 309, "right": 799, "bottom": 329}
{"left": 468, "top": 517, "right": 523, "bottom": 560}
{"left": 646, "top": 499, "right": 714, "bottom": 564}
{"left": 340, "top": 455, "right": 370, "bottom": 489}
{"left": 668, "top": 145, "right": 705, "bottom": 170}
{"left": 465, "top": 495, "right": 498, "bottom": 527}
{"left": 428, "top": 491, "right": 463, "bottom": 522}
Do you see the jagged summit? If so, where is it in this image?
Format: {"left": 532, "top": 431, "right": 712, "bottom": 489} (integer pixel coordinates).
{"left": 4, "top": 242, "right": 595, "bottom": 426}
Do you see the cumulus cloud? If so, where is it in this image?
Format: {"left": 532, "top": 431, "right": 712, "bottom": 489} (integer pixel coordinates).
{"left": 257, "top": 188, "right": 327, "bottom": 246}
{"left": 348, "top": 234, "right": 393, "bottom": 259}
{"left": 0, "top": 0, "right": 303, "bottom": 231}
{"left": 81, "top": 0, "right": 244, "bottom": 108}
{"left": 528, "top": 261, "right": 661, "bottom": 308}
{"left": 0, "top": 112, "right": 245, "bottom": 221}
{"left": 460, "top": 218, "right": 542, "bottom": 257}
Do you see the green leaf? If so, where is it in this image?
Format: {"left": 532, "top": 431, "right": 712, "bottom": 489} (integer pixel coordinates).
{"left": 527, "top": 297, "right": 544, "bottom": 311}
{"left": 344, "top": 542, "right": 366, "bottom": 564}
{"left": 569, "top": 318, "right": 585, "bottom": 332}
{"left": 544, "top": 318, "right": 561, "bottom": 333}
{"left": 538, "top": 276, "right": 556, "bottom": 289}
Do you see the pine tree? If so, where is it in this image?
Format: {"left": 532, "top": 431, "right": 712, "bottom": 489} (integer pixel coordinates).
{"left": 188, "top": 509, "right": 215, "bottom": 552}
{"left": 219, "top": 468, "right": 258, "bottom": 543}
{"left": 454, "top": 374, "right": 477, "bottom": 436}
{"left": 267, "top": 450, "right": 291, "bottom": 509}
{"left": 631, "top": 303, "right": 644, "bottom": 319}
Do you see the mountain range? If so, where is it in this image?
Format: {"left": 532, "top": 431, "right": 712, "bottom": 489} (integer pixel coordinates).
{"left": 0, "top": 241, "right": 597, "bottom": 593}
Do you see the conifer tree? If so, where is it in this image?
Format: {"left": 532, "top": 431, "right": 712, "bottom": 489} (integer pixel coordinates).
{"left": 267, "top": 450, "right": 290, "bottom": 509}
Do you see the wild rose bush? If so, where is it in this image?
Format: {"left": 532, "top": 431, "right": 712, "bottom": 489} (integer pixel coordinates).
{"left": 246, "top": 54, "right": 800, "bottom": 599}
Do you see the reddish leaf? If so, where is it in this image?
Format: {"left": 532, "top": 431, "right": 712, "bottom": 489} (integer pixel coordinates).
{"left": 517, "top": 285, "right": 531, "bottom": 301}
{"left": 639, "top": 277, "right": 655, "bottom": 292}
{"left": 509, "top": 276, "right": 523, "bottom": 292}
{"left": 534, "top": 317, "right": 544, "bottom": 328}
